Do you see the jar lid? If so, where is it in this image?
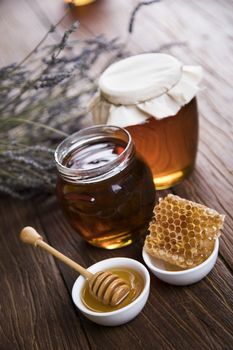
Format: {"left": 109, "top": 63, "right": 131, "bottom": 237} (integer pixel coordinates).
{"left": 90, "top": 53, "right": 203, "bottom": 127}
{"left": 99, "top": 53, "right": 183, "bottom": 105}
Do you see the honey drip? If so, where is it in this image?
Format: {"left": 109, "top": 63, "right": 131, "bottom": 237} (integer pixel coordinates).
{"left": 82, "top": 268, "right": 144, "bottom": 312}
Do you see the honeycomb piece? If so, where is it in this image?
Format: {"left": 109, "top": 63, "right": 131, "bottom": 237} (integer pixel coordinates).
{"left": 144, "top": 194, "right": 225, "bottom": 269}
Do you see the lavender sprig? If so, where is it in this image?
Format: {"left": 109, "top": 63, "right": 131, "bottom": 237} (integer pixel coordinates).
{"left": 128, "top": 0, "right": 160, "bottom": 33}
{"left": 0, "top": 0, "right": 184, "bottom": 199}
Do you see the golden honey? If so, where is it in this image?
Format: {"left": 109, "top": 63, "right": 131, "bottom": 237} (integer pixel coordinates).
{"left": 82, "top": 268, "right": 144, "bottom": 312}
{"left": 126, "top": 98, "right": 198, "bottom": 189}
{"left": 55, "top": 126, "right": 155, "bottom": 249}
{"left": 144, "top": 194, "right": 224, "bottom": 269}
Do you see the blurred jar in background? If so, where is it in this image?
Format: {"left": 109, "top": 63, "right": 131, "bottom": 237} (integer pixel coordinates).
{"left": 90, "top": 54, "right": 202, "bottom": 189}
{"left": 64, "top": 0, "right": 95, "bottom": 6}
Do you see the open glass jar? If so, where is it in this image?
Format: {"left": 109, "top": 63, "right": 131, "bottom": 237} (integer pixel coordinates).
{"left": 55, "top": 125, "right": 155, "bottom": 249}
{"left": 90, "top": 54, "right": 202, "bottom": 189}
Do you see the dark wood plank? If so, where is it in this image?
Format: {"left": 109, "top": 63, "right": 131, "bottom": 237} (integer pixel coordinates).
{"left": 0, "top": 198, "right": 90, "bottom": 350}
{"left": 34, "top": 195, "right": 233, "bottom": 350}
{"left": 0, "top": 0, "right": 233, "bottom": 349}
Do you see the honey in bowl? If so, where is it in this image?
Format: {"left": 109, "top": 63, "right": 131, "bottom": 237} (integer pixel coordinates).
{"left": 81, "top": 268, "right": 144, "bottom": 312}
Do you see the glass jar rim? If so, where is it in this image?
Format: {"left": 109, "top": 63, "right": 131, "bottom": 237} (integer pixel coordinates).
{"left": 54, "top": 125, "right": 134, "bottom": 182}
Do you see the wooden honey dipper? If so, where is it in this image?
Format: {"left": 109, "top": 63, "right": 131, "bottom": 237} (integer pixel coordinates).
{"left": 20, "top": 227, "right": 130, "bottom": 306}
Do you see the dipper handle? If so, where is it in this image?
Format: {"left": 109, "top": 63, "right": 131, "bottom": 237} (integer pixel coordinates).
{"left": 20, "top": 226, "right": 93, "bottom": 279}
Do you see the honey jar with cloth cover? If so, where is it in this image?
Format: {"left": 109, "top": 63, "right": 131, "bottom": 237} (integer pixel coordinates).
{"left": 90, "top": 53, "right": 202, "bottom": 189}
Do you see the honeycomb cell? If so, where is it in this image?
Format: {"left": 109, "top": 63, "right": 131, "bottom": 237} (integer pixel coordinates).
{"left": 144, "top": 194, "right": 225, "bottom": 269}
{"left": 170, "top": 232, "right": 176, "bottom": 239}
{"left": 163, "top": 229, "right": 169, "bottom": 236}
{"left": 165, "top": 243, "right": 171, "bottom": 250}
{"left": 163, "top": 222, "right": 169, "bottom": 229}
{"left": 184, "top": 243, "right": 191, "bottom": 250}
{"left": 194, "top": 218, "right": 200, "bottom": 225}
{"left": 172, "top": 254, "right": 178, "bottom": 261}
{"left": 187, "top": 223, "right": 194, "bottom": 230}
{"left": 174, "top": 219, "right": 181, "bottom": 226}
{"left": 181, "top": 228, "right": 188, "bottom": 235}
{"left": 189, "top": 231, "right": 195, "bottom": 238}
{"left": 169, "top": 224, "right": 175, "bottom": 231}
{"left": 178, "top": 256, "right": 185, "bottom": 263}
{"left": 190, "top": 239, "right": 196, "bottom": 247}
{"left": 196, "top": 233, "right": 201, "bottom": 240}
{"left": 185, "top": 250, "right": 192, "bottom": 259}
{"left": 181, "top": 222, "right": 188, "bottom": 229}
{"left": 167, "top": 211, "right": 173, "bottom": 218}
{"left": 187, "top": 217, "right": 193, "bottom": 223}
{"left": 186, "top": 259, "right": 194, "bottom": 266}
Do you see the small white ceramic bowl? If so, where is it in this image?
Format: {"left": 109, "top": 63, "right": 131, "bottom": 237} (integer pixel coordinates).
{"left": 72, "top": 257, "right": 150, "bottom": 326}
{"left": 142, "top": 238, "right": 219, "bottom": 286}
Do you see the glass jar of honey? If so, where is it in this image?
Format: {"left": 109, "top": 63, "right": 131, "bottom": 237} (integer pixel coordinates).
{"left": 55, "top": 125, "right": 155, "bottom": 249}
{"left": 90, "top": 54, "right": 202, "bottom": 189}
{"left": 126, "top": 98, "right": 198, "bottom": 189}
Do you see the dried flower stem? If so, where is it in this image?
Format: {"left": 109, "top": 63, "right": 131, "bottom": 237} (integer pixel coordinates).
{"left": 128, "top": 0, "right": 160, "bottom": 33}
{"left": 0, "top": 0, "right": 183, "bottom": 199}
{"left": 14, "top": 10, "right": 70, "bottom": 69}
{"left": 5, "top": 118, "right": 69, "bottom": 137}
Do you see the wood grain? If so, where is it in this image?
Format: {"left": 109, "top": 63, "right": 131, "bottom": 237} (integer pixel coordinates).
{"left": 0, "top": 198, "right": 91, "bottom": 350}
{"left": 0, "top": 0, "right": 233, "bottom": 349}
{"left": 34, "top": 196, "right": 233, "bottom": 350}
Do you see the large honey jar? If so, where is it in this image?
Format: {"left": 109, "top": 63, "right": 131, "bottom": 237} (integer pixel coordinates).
{"left": 55, "top": 125, "right": 155, "bottom": 249}
{"left": 90, "top": 54, "right": 202, "bottom": 189}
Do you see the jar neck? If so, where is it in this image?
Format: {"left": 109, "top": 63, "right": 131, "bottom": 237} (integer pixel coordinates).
{"left": 54, "top": 125, "right": 135, "bottom": 184}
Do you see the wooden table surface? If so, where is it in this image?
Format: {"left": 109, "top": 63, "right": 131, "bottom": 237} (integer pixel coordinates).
{"left": 0, "top": 1, "right": 233, "bottom": 349}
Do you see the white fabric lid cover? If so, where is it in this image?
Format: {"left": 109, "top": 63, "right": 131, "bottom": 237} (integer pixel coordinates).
{"left": 90, "top": 53, "right": 203, "bottom": 127}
